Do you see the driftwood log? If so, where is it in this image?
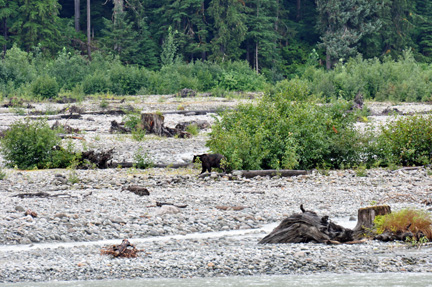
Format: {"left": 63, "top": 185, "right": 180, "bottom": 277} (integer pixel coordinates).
{"left": 77, "top": 149, "right": 114, "bottom": 169}
{"left": 237, "top": 169, "right": 309, "bottom": 178}
{"left": 259, "top": 205, "right": 353, "bottom": 244}
{"left": 101, "top": 239, "right": 141, "bottom": 258}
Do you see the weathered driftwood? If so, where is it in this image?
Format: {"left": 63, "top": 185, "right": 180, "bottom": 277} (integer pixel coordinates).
{"left": 156, "top": 202, "right": 188, "bottom": 208}
{"left": 78, "top": 149, "right": 114, "bottom": 169}
{"left": 179, "top": 88, "right": 196, "bottom": 97}
{"left": 238, "top": 169, "right": 309, "bottom": 179}
{"left": 215, "top": 205, "right": 246, "bottom": 211}
{"left": 110, "top": 120, "right": 131, "bottom": 134}
{"left": 122, "top": 185, "right": 149, "bottom": 196}
{"left": 175, "top": 120, "right": 210, "bottom": 131}
{"left": 352, "top": 205, "right": 391, "bottom": 239}
{"left": 101, "top": 239, "right": 141, "bottom": 258}
{"left": 162, "top": 109, "right": 229, "bottom": 115}
{"left": 259, "top": 205, "right": 354, "bottom": 244}
{"left": 109, "top": 162, "right": 192, "bottom": 169}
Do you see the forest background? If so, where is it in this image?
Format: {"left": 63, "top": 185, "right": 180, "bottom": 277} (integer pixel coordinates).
{"left": 1, "top": 0, "right": 432, "bottom": 101}
{"left": 2, "top": 0, "right": 432, "bottom": 172}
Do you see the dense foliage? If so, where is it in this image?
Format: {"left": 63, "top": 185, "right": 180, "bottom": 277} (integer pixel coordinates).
{"left": 1, "top": 0, "right": 432, "bottom": 78}
{"left": 0, "top": 118, "right": 75, "bottom": 169}
{"left": 207, "top": 80, "right": 432, "bottom": 171}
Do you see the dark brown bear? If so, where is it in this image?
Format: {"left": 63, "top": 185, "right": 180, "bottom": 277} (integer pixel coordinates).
{"left": 193, "top": 153, "right": 226, "bottom": 174}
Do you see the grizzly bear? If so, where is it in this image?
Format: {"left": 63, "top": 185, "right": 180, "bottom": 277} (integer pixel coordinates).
{"left": 193, "top": 153, "right": 226, "bottom": 174}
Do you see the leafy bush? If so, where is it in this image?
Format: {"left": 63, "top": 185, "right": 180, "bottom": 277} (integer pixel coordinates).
{"left": 82, "top": 73, "right": 110, "bottom": 95}
{"left": 31, "top": 75, "right": 59, "bottom": 99}
{"left": 374, "top": 209, "right": 432, "bottom": 240}
{"left": 207, "top": 81, "right": 364, "bottom": 170}
{"left": 108, "top": 64, "right": 149, "bottom": 95}
{"left": 375, "top": 114, "right": 432, "bottom": 166}
{"left": 133, "top": 147, "right": 154, "bottom": 169}
{"left": 47, "top": 49, "right": 88, "bottom": 90}
{"left": 0, "top": 118, "right": 76, "bottom": 169}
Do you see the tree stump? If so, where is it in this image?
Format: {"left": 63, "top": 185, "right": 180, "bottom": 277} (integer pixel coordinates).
{"left": 353, "top": 205, "right": 391, "bottom": 239}
{"left": 141, "top": 113, "right": 165, "bottom": 136}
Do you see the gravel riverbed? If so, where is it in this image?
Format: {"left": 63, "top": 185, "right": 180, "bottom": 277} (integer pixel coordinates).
{"left": 0, "top": 96, "right": 432, "bottom": 283}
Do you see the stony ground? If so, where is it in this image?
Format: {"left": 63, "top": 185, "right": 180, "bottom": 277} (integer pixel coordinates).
{"left": 0, "top": 95, "right": 432, "bottom": 283}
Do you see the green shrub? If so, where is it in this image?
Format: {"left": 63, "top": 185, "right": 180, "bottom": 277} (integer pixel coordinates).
{"left": 47, "top": 49, "right": 88, "bottom": 90}
{"left": 133, "top": 147, "right": 154, "bottom": 169}
{"left": 0, "top": 118, "right": 75, "bottom": 169}
{"left": 82, "top": 73, "right": 110, "bottom": 95}
{"left": 375, "top": 114, "right": 432, "bottom": 166}
{"left": 108, "top": 65, "right": 149, "bottom": 95}
{"left": 31, "top": 75, "right": 59, "bottom": 99}
{"left": 207, "top": 81, "right": 364, "bottom": 170}
{"left": 374, "top": 209, "right": 432, "bottom": 240}
{"left": 186, "top": 124, "right": 199, "bottom": 136}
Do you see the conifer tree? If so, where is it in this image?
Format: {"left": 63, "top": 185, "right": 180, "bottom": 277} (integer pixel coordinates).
{"left": 316, "top": 0, "right": 381, "bottom": 69}
{"left": 208, "top": 0, "right": 247, "bottom": 61}
{"left": 246, "top": 0, "right": 280, "bottom": 73}
{"left": 11, "top": 0, "right": 62, "bottom": 54}
{"left": 415, "top": 0, "right": 432, "bottom": 60}
{"left": 0, "top": 0, "right": 18, "bottom": 57}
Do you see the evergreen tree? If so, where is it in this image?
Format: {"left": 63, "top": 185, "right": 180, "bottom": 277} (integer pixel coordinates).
{"left": 316, "top": 0, "right": 381, "bottom": 69}
{"left": 11, "top": 0, "right": 62, "bottom": 54}
{"left": 101, "top": 5, "right": 140, "bottom": 64}
{"left": 125, "top": 0, "right": 159, "bottom": 69}
{"left": 160, "top": 26, "right": 177, "bottom": 66}
{"left": 358, "top": 0, "right": 415, "bottom": 59}
{"left": 0, "top": 0, "right": 18, "bottom": 57}
{"left": 415, "top": 0, "right": 432, "bottom": 60}
{"left": 208, "top": 0, "right": 247, "bottom": 61}
{"left": 246, "top": 0, "right": 280, "bottom": 74}
{"left": 154, "top": 0, "right": 210, "bottom": 62}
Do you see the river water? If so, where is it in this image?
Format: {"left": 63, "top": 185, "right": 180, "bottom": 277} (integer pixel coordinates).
{"left": 3, "top": 273, "right": 432, "bottom": 287}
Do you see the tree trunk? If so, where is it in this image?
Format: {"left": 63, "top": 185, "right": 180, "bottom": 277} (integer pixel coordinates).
{"left": 255, "top": 3, "right": 259, "bottom": 74}
{"left": 74, "top": 0, "right": 80, "bottom": 32}
{"left": 296, "top": 0, "right": 301, "bottom": 20}
{"left": 255, "top": 41, "right": 259, "bottom": 73}
{"left": 353, "top": 205, "right": 391, "bottom": 239}
{"left": 326, "top": 51, "right": 331, "bottom": 70}
{"left": 87, "top": 0, "right": 91, "bottom": 60}
{"left": 2, "top": 18, "right": 6, "bottom": 58}
{"left": 141, "top": 113, "right": 165, "bottom": 136}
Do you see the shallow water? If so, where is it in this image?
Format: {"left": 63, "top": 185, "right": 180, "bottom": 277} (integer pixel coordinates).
{"left": 3, "top": 273, "right": 432, "bottom": 287}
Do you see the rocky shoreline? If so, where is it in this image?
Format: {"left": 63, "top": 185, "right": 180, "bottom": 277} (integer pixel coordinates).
{"left": 1, "top": 167, "right": 432, "bottom": 283}
{"left": 1, "top": 96, "right": 432, "bottom": 283}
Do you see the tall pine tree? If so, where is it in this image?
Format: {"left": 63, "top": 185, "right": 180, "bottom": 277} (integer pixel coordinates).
{"left": 11, "top": 0, "right": 62, "bottom": 54}
{"left": 316, "top": 0, "right": 381, "bottom": 69}
{"left": 0, "top": 0, "right": 18, "bottom": 57}
{"left": 246, "top": 0, "right": 280, "bottom": 73}
{"left": 208, "top": 0, "right": 247, "bottom": 61}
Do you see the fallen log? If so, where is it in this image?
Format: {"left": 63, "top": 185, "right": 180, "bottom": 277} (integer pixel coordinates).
{"left": 109, "top": 162, "right": 192, "bottom": 169}
{"left": 236, "top": 169, "right": 309, "bottom": 178}
{"left": 156, "top": 202, "right": 188, "bottom": 208}
{"left": 259, "top": 205, "right": 354, "bottom": 244}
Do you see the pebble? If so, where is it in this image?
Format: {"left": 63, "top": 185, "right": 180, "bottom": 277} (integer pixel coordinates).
{"left": 1, "top": 99, "right": 432, "bottom": 283}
